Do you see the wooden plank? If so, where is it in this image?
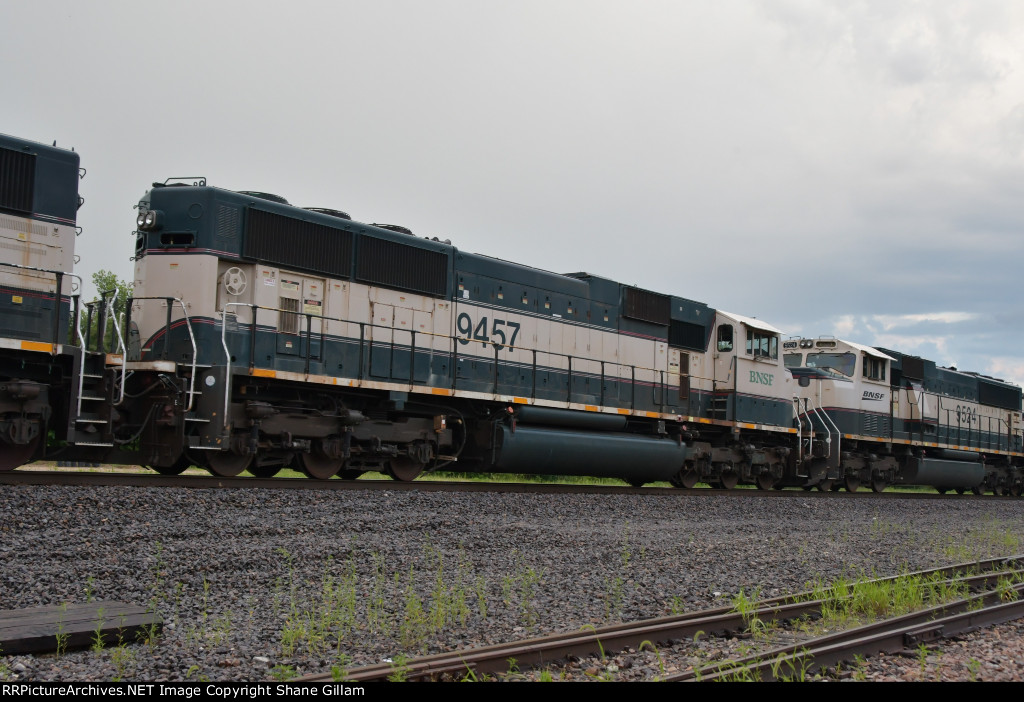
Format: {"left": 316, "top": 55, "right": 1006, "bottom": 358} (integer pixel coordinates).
{"left": 0, "top": 601, "right": 162, "bottom": 654}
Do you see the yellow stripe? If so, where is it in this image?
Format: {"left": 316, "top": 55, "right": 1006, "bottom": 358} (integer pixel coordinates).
{"left": 617, "top": 408, "right": 631, "bottom": 415}
{"left": 584, "top": 405, "right": 598, "bottom": 412}
{"left": 252, "top": 368, "right": 276, "bottom": 378}
{"left": 512, "top": 396, "right": 529, "bottom": 404}
{"left": 431, "top": 388, "right": 452, "bottom": 396}
{"left": 20, "top": 341, "right": 52, "bottom": 352}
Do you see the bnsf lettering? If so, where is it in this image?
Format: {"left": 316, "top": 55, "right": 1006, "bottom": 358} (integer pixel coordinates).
{"left": 749, "top": 371, "right": 773, "bottom": 386}
{"left": 862, "top": 391, "right": 885, "bottom": 401}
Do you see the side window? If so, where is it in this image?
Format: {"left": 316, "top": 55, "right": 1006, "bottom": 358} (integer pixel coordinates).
{"left": 863, "top": 356, "right": 886, "bottom": 381}
{"left": 745, "top": 329, "right": 778, "bottom": 359}
{"left": 717, "top": 324, "right": 733, "bottom": 352}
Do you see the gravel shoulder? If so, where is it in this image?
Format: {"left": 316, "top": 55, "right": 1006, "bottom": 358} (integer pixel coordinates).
{"left": 1, "top": 485, "right": 1022, "bottom": 682}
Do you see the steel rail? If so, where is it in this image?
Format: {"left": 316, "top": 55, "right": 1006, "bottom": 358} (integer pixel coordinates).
{"left": 299, "top": 556, "right": 1024, "bottom": 682}
{"left": 674, "top": 580, "right": 1024, "bottom": 681}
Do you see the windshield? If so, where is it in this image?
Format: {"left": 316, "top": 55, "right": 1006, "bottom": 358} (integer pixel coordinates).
{"left": 784, "top": 353, "right": 803, "bottom": 368}
{"left": 805, "top": 352, "right": 856, "bottom": 377}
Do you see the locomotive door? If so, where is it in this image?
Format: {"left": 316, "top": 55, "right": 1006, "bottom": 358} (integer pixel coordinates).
{"left": 277, "top": 276, "right": 324, "bottom": 359}
{"left": 368, "top": 302, "right": 394, "bottom": 378}
{"left": 669, "top": 348, "right": 691, "bottom": 414}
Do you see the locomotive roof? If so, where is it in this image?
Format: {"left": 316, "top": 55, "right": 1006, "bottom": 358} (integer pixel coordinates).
{"left": 718, "top": 310, "right": 783, "bottom": 335}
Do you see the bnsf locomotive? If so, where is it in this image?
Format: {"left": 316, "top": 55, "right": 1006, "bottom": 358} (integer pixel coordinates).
{"left": 1, "top": 133, "right": 1022, "bottom": 494}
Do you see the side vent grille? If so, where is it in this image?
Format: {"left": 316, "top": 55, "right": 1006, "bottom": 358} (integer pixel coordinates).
{"left": 0, "top": 146, "right": 35, "bottom": 215}
{"left": 216, "top": 206, "right": 240, "bottom": 238}
{"left": 901, "top": 356, "right": 925, "bottom": 380}
{"left": 669, "top": 320, "right": 708, "bottom": 351}
{"left": 979, "top": 380, "right": 1022, "bottom": 411}
{"left": 244, "top": 208, "right": 353, "bottom": 278}
{"left": 356, "top": 237, "right": 447, "bottom": 297}
{"left": 623, "top": 287, "right": 670, "bottom": 326}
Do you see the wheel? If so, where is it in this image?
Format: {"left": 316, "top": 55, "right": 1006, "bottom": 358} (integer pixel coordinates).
{"left": 670, "top": 468, "right": 700, "bottom": 489}
{"left": 1011, "top": 484, "right": 1023, "bottom": 497}
{"left": 971, "top": 486, "right": 984, "bottom": 496}
{"left": 248, "top": 464, "right": 281, "bottom": 478}
{"left": 626, "top": 479, "right": 647, "bottom": 488}
{"left": 717, "top": 471, "right": 738, "bottom": 490}
{"left": 844, "top": 476, "right": 860, "bottom": 493}
{"left": 870, "top": 478, "right": 887, "bottom": 493}
{"left": 149, "top": 455, "right": 192, "bottom": 476}
{"left": 339, "top": 469, "right": 365, "bottom": 481}
{"left": 955, "top": 487, "right": 966, "bottom": 495}
{"left": 206, "top": 451, "right": 252, "bottom": 477}
{"left": 0, "top": 436, "right": 41, "bottom": 472}
{"left": 387, "top": 457, "right": 426, "bottom": 482}
{"left": 297, "top": 452, "right": 341, "bottom": 480}
{"left": 816, "top": 479, "right": 834, "bottom": 492}
{"left": 755, "top": 473, "right": 775, "bottom": 490}
{"left": 936, "top": 487, "right": 949, "bottom": 495}
{"left": 802, "top": 485, "right": 814, "bottom": 492}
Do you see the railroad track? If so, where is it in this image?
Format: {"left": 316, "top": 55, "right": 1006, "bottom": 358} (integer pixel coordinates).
{"left": 299, "top": 555, "right": 1024, "bottom": 682}
{"left": 0, "top": 469, "right": 1009, "bottom": 501}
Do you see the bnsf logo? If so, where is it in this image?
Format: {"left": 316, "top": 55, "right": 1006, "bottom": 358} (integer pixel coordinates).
{"left": 863, "top": 391, "right": 885, "bottom": 401}
{"left": 749, "top": 371, "right": 773, "bottom": 386}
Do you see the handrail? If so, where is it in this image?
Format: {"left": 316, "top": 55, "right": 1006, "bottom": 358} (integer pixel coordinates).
{"left": 0, "top": 262, "right": 82, "bottom": 351}
{"left": 216, "top": 303, "right": 688, "bottom": 428}
{"left": 129, "top": 297, "right": 199, "bottom": 412}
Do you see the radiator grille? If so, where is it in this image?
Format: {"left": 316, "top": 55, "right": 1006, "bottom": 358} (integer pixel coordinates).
{"left": 356, "top": 236, "right": 447, "bottom": 297}
{"left": 0, "top": 146, "right": 35, "bottom": 215}
{"left": 244, "top": 208, "right": 353, "bottom": 278}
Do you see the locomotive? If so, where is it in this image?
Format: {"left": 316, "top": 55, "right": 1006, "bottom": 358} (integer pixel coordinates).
{"left": 1, "top": 132, "right": 1022, "bottom": 493}
{"left": 0, "top": 134, "right": 83, "bottom": 470}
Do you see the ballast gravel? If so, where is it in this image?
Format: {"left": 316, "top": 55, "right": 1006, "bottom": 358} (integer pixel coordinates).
{"left": 1, "top": 484, "right": 1023, "bottom": 682}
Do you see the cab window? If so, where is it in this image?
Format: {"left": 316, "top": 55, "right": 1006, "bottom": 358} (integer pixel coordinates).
{"left": 717, "top": 324, "right": 733, "bottom": 352}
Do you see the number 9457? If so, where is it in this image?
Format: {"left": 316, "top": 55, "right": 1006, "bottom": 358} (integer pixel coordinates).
{"left": 456, "top": 312, "right": 521, "bottom": 349}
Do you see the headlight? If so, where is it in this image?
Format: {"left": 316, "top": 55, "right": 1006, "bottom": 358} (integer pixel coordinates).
{"left": 137, "top": 212, "right": 147, "bottom": 229}
{"left": 144, "top": 211, "right": 157, "bottom": 228}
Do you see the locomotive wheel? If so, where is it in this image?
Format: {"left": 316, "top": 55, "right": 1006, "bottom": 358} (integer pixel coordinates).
{"left": 339, "top": 469, "right": 365, "bottom": 481}
{"left": 387, "top": 457, "right": 426, "bottom": 482}
{"left": 717, "top": 471, "right": 738, "bottom": 490}
{"left": 936, "top": 487, "right": 949, "bottom": 495}
{"left": 971, "top": 486, "right": 984, "bottom": 496}
{"left": 1011, "top": 485, "right": 1023, "bottom": 497}
{"left": 248, "top": 464, "right": 281, "bottom": 478}
{"left": 827, "top": 480, "right": 840, "bottom": 492}
{"left": 670, "top": 468, "right": 700, "bottom": 489}
{"left": 0, "top": 436, "right": 41, "bottom": 472}
{"left": 149, "top": 455, "right": 192, "bottom": 476}
{"left": 844, "top": 476, "right": 860, "bottom": 493}
{"left": 870, "top": 478, "right": 888, "bottom": 493}
{"left": 627, "top": 479, "right": 647, "bottom": 488}
{"left": 955, "top": 488, "right": 966, "bottom": 495}
{"left": 755, "top": 473, "right": 775, "bottom": 491}
{"left": 206, "top": 452, "right": 252, "bottom": 477}
{"left": 298, "top": 452, "right": 340, "bottom": 480}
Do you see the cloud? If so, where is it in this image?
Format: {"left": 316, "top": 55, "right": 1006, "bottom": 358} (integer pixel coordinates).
{"left": 871, "top": 311, "right": 979, "bottom": 331}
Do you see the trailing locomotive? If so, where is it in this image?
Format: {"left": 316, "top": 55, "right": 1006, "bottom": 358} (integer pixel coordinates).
{"left": 0, "top": 136, "right": 1022, "bottom": 494}
{"left": 0, "top": 134, "right": 84, "bottom": 470}
{"left": 784, "top": 338, "right": 1023, "bottom": 494}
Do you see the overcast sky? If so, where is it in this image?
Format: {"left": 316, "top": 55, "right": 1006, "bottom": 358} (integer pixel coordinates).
{"left": 4, "top": 1, "right": 1024, "bottom": 383}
